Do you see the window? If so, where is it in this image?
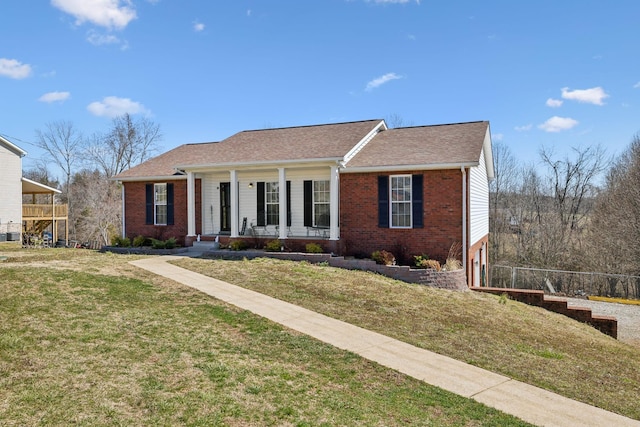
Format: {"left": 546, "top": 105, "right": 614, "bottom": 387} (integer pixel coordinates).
{"left": 378, "top": 175, "right": 423, "bottom": 229}
{"left": 155, "top": 183, "right": 168, "bottom": 225}
{"left": 265, "top": 182, "right": 279, "bottom": 225}
{"left": 313, "top": 180, "right": 330, "bottom": 227}
{"left": 145, "top": 183, "right": 174, "bottom": 226}
{"left": 304, "top": 180, "right": 331, "bottom": 228}
{"left": 390, "top": 175, "right": 412, "bottom": 228}
{"left": 256, "top": 181, "right": 291, "bottom": 227}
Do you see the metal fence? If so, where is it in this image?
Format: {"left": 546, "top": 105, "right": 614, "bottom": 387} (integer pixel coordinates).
{"left": 490, "top": 265, "right": 640, "bottom": 300}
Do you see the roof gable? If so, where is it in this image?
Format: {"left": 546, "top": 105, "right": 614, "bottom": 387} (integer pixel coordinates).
{"left": 343, "top": 121, "right": 491, "bottom": 171}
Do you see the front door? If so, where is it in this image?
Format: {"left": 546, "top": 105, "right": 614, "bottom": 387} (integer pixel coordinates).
{"left": 220, "top": 182, "right": 231, "bottom": 233}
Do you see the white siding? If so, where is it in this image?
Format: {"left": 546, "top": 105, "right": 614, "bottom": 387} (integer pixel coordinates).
{"left": 199, "top": 167, "right": 332, "bottom": 237}
{"left": 469, "top": 146, "right": 490, "bottom": 246}
{"left": 0, "top": 144, "right": 23, "bottom": 232}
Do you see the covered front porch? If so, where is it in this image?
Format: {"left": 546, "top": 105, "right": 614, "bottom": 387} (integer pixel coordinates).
{"left": 183, "top": 163, "right": 341, "bottom": 245}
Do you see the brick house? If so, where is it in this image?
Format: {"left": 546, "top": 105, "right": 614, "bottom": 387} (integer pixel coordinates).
{"left": 115, "top": 119, "right": 494, "bottom": 287}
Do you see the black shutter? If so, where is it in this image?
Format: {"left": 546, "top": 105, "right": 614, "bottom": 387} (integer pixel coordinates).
{"left": 257, "top": 182, "right": 265, "bottom": 226}
{"left": 145, "top": 184, "right": 153, "bottom": 225}
{"left": 167, "top": 183, "right": 174, "bottom": 225}
{"left": 412, "top": 174, "right": 423, "bottom": 228}
{"left": 378, "top": 176, "right": 389, "bottom": 228}
{"left": 303, "top": 180, "right": 313, "bottom": 227}
{"left": 286, "top": 181, "right": 292, "bottom": 227}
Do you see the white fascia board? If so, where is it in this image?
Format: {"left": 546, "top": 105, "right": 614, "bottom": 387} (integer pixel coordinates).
{"left": 21, "top": 177, "right": 61, "bottom": 194}
{"left": 176, "top": 157, "right": 344, "bottom": 173}
{"left": 482, "top": 125, "right": 495, "bottom": 180}
{"left": 1, "top": 135, "right": 27, "bottom": 157}
{"left": 342, "top": 120, "right": 387, "bottom": 164}
{"left": 340, "top": 162, "right": 479, "bottom": 174}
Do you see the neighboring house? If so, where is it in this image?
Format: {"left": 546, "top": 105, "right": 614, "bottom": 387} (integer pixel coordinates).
{"left": 0, "top": 135, "right": 68, "bottom": 244}
{"left": 115, "top": 119, "right": 494, "bottom": 287}
{"left": 0, "top": 135, "right": 27, "bottom": 239}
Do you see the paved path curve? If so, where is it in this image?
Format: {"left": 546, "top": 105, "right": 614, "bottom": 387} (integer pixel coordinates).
{"left": 131, "top": 256, "right": 640, "bottom": 427}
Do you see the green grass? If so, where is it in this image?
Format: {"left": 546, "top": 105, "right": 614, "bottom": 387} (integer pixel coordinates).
{"left": 173, "top": 256, "right": 640, "bottom": 421}
{"left": 0, "top": 246, "right": 531, "bottom": 426}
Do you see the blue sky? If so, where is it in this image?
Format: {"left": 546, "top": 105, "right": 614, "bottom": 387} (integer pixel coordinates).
{"left": 1, "top": 0, "right": 639, "bottom": 176}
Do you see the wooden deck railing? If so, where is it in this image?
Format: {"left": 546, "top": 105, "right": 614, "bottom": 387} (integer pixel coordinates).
{"left": 23, "top": 204, "right": 69, "bottom": 219}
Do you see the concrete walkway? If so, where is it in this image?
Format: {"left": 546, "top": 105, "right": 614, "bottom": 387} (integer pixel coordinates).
{"left": 130, "top": 256, "right": 640, "bottom": 427}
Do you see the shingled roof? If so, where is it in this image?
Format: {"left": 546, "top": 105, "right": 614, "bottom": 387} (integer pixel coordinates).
{"left": 115, "top": 120, "right": 384, "bottom": 179}
{"left": 115, "top": 119, "right": 492, "bottom": 180}
{"left": 344, "top": 121, "right": 490, "bottom": 170}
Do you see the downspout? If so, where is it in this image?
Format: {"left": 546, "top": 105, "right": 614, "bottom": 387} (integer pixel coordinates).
{"left": 461, "top": 167, "right": 467, "bottom": 281}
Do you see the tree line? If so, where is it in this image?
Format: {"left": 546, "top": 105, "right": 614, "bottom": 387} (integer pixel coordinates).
{"left": 24, "top": 114, "right": 161, "bottom": 246}
{"left": 490, "top": 134, "right": 640, "bottom": 278}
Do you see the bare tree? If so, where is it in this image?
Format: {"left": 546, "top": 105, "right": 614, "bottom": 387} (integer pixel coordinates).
{"left": 35, "top": 121, "right": 85, "bottom": 237}
{"left": 489, "top": 142, "right": 521, "bottom": 263}
{"left": 385, "top": 114, "right": 414, "bottom": 129}
{"left": 35, "top": 120, "right": 84, "bottom": 192}
{"left": 589, "top": 136, "right": 640, "bottom": 276}
{"left": 85, "top": 113, "right": 161, "bottom": 178}
{"left": 71, "top": 170, "right": 121, "bottom": 246}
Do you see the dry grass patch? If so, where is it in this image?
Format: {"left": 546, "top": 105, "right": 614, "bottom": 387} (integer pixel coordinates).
{"left": 173, "top": 256, "right": 640, "bottom": 420}
{"left": 0, "top": 249, "right": 530, "bottom": 426}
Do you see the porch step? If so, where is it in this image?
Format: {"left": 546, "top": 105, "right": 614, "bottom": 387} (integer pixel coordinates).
{"left": 189, "top": 241, "right": 219, "bottom": 251}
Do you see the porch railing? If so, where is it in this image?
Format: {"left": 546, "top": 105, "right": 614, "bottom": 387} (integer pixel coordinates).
{"left": 23, "top": 204, "right": 68, "bottom": 219}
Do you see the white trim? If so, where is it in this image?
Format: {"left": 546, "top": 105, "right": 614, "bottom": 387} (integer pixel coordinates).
{"left": 341, "top": 162, "right": 479, "bottom": 174}
{"left": 278, "top": 168, "right": 287, "bottom": 240}
{"left": 389, "top": 174, "right": 413, "bottom": 229}
{"left": 21, "top": 177, "right": 62, "bottom": 194}
{"left": 121, "top": 184, "right": 126, "bottom": 238}
{"left": 342, "top": 120, "right": 387, "bottom": 164}
{"left": 230, "top": 170, "right": 239, "bottom": 237}
{"left": 187, "top": 172, "right": 196, "bottom": 237}
{"left": 330, "top": 165, "right": 339, "bottom": 240}
{"left": 461, "top": 167, "right": 467, "bottom": 280}
{"left": 0, "top": 135, "right": 27, "bottom": 157}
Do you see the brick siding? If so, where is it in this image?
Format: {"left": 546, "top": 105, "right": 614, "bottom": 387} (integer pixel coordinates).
{"left": 123, "top": 179, "right": 201, "bottom": 246}
{"left": 339, "top": 170, "right": 463, "bottom": 264}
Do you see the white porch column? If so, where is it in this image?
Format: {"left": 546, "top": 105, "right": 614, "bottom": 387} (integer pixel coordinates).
{"left": 187, "top": 172, "right": 196, "bottom": 237}
{"left": 278, "top": 167, "right": 287, "bottom": 240}
{"left": 230, "top": 170, "right": 239, "bottom": 237}
{"left": 329, "top": 165, "right": 339, "bottom": 240}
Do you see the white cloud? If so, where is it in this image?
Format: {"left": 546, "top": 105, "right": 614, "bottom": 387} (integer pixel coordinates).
{"left": 193, "top": 21, "right": 205, "bottom": 32}
{"left": 634, "top": 82, "right": 640, "bottom": 89}
{"left": 87, "top": 96, "right": 149, "bottom": 118}
{"left": 87, "top": 30, "right": 120, "bottom": 45}
{"left": 546, "top": 98, "right": 563, "bottom": 108}
{"left": 51, "top": 0, "right": 137, "bottom": 30}
{"left": 38, "top": 91, "right": 71, "bottom": 103}
{"left": 515, "top": 124, "right": 532, "bottom": 132}
{"left": 492, "top": 133, "right": 504, "bottom": 141}
{"left": 561, "top": 86, "right": 609, "bottom": 106}
{"left": 365, "top": 72, "right": 403, "bottom": 91}
{"left": 538, "top": 116, "right": 578, "bottom": 133}
{"left": 0, "top": 58, "right": 32, "bottom": 79}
